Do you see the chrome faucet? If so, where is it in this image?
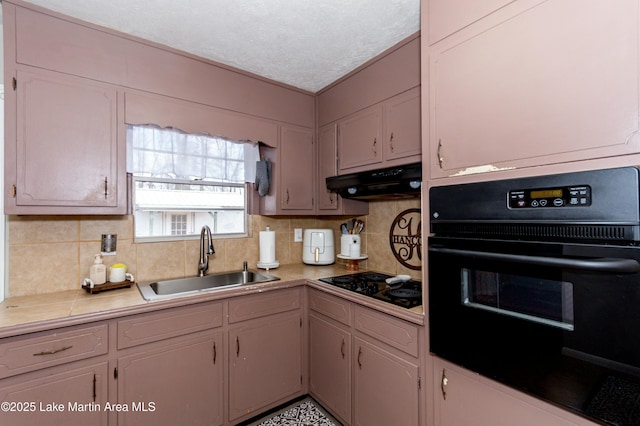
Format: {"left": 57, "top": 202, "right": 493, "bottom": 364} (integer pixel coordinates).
{"left": 198, "top": 225, "right": 215, "bottom": 277}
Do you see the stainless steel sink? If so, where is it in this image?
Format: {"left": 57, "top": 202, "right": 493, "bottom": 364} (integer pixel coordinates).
{"left": 137, "top": 269, "right": 280, "bottom": 300}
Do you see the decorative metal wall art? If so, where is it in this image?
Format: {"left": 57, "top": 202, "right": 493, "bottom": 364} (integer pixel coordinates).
{"left": 389, "top": 208, "right": 422, "bottom": 270}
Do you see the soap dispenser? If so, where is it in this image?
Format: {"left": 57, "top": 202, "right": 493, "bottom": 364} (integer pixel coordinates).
{"left": 90, "top": 254, "right": 107, "bottom": 285}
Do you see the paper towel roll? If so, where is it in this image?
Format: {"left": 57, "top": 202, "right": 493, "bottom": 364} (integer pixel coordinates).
{"left": 259, "top": 228, "right": 276, "bottom": 263}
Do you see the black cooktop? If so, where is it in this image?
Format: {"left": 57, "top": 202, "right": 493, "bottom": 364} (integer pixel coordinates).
{"left": 319, "top": 272, "right": 422, "bottom": 309}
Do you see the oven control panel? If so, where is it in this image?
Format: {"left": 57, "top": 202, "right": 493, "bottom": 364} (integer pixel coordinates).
{"left": 508, "top": 185, "right": 591, "bottom": 209}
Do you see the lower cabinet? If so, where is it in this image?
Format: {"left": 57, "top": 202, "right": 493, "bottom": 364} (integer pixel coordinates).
{"left": 309, "top": 313, "right": 351, "bottom": 425}
{"left": 116, "top": 330, "right": 223, "bottom": 426}
{"left": 0, "top": 361, "right": 109, "bottom": 426}
{"left": 228, "top": 305, "right": 303, "bottom": 422}
{"left": 353, "top": 336, "right": 419, "bottom": 426}
{"left": 115, "top": 301, "right": 224, "bottom": 426}
{"left": 433, "top": 357, "right": 597, "bottom": 426}
{"left": 308, "top": 289, "right": 422, "bottom": 426}
{"left": 0, "top": 323, "right": 109, "bottom": 426}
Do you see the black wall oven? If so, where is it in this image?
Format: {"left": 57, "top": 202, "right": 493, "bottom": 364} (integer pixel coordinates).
{"left": 429, "top": 167, "right": 640, "bottom": 426}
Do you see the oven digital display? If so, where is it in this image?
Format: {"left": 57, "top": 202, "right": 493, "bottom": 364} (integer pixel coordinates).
{"left": 530, "top": 189, "right": 563, "bottom": 199}
{"left": 509, "top": 185, "right": 591, "bottom": 208}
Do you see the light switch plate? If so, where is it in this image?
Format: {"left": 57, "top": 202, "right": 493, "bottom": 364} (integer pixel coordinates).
{"left": 294, "top": 228, "right": 303, "bottom": 242}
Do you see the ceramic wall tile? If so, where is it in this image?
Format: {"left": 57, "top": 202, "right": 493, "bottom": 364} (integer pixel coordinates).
{"left": 135, "top": 241, "right": 186, "bottom": 282}
{"left": 9, "top": 243, "right": 79, "bottom": 296}
{"left": 79, "top": 215, "right": 133, "bottom": 241}
{"left": 6, "top": 199, "right": 424, "bottom": 297}
{"left": 8, "top": 216, "right": 79, "bottom": 244}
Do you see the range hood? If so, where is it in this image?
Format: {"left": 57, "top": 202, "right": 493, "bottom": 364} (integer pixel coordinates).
{"left": 326, "top": 162, "right": 422, "bottom": 200}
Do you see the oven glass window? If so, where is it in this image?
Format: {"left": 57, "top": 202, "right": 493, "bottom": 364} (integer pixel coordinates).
{"left": 461, "top": 269, "right": 574, "bottom": 330}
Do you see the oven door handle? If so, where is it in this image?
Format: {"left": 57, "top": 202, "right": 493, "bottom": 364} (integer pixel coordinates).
{"left": 429, "top": 247, "right": 640, "bottom": 273}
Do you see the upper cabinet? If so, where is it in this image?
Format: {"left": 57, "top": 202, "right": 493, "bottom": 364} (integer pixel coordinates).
{"left": 4, "top": 2, "right": 315, "bottom": 215}
{"left": 318, "top": 35, "right": 422, "bottom": 176}
{"left": 427, "top": 0, "right": 515, "bottom": 44}
{"left": 5, "top": 68, "right": 125, "bottom": 214}
{"left": 257, "top": 125, "right": 316, "bottom": 215}
{"left": 383, "top": 87, "right": 422, "bottom": 163}
{"left": 317, "top": 124, "right": 369, "bottom": 215}
{"left": 337, "top": 88, "right": 422, "bottom": 174}
{"left": 428, "top": 0, "right": 640, "bottom": 179}
{"left": 337, "top": 105, "right": 383, "bottom": 171}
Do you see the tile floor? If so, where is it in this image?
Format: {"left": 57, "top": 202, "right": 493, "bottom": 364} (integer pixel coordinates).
{"left": 242, "top": 396, "right": 342, "bottom": 426}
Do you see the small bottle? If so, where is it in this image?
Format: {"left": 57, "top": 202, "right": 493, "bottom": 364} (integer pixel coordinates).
{"left": 90, "top": 254, "right": 107, "bottom": 285}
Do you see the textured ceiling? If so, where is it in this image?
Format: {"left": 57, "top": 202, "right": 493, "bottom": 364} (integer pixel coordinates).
{"left": 21, "top": 0, "right": 420, "bottom": 92}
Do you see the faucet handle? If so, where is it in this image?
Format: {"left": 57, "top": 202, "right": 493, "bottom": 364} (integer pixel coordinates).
{"left": 243, "top": 261, "right": 248, "bottom": 271}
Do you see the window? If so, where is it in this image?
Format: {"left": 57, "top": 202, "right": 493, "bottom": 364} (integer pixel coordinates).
{"left": 171, "top": 214, "right": 188, "bottom": 235}
{"left": 127, "top": 125, "right": 254, "bottom": 240}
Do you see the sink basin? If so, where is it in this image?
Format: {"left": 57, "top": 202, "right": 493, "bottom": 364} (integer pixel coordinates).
{"left": 137, "top": 269, "right": 280, "bottom": 300}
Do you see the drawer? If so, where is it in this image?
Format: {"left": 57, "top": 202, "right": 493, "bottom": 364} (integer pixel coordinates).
{"left": 354, "top": 306, "right": 419, "bottom": 357}
{"left": 308, "top": 289, "right": 352, "bottom": 326}
{"left": 0, "top": 324, "right": 108, "bottom": 379}
{"left": 118, "top": 301, "right": 222, "bottom": 349}
{"left": 228, "top": 288, "right": 301, "bottom": 324}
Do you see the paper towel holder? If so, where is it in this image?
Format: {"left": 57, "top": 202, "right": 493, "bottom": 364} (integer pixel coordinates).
{"left": 257, "top": 226, "right": 279, "bottom": 270}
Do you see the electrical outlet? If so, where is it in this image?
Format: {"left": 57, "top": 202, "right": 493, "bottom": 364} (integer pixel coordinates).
{"left": 294, "top": 228, "right": 303, "bottom": 242}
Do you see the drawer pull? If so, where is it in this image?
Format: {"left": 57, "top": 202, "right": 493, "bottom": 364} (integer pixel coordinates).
{"left": 33, "top": 345, "right": 73, "bottom": 356}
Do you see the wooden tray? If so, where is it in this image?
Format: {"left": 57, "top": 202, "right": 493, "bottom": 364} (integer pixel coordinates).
{"left": 82, "top": 280, "right": 134, "bottom": 294}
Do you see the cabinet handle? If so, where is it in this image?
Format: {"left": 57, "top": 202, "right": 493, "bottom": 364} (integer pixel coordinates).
{"left": 372, "top": 138, "right": 377, "bottom": 156}
{"left": 10, "top": 185, "right": 16, "bottom": 198}
{"left": 390, "top": 132, "right": 394, "bottom": 153}
{"left": 286, "top": 189, "right": 290, "bottom": 204}
{"left": 441, "top": 368, "right": 448, "bottom": 400}
{"left": 330, "top": 193, "right": 336, "bottom": 204}
{"left": 93, "top": 373, "right": 97, "bottom": 402}
{"left": 213, "top": 341, "right": 217, "bottom": 365}
{"left": 357, "top": 347, "right": 362, "bottom": 369}
{"left": 33, "top": 345, "right": 73, "bottom": 356}
{"left": 236, "top": 336, "right": 240, "bottom": 357}
{"left": 340, "top": 339, "right": 345, "bottom": 359}
{"left": 437, "top": 139, "right": 444, "bottom": 169}
{"left": 104, "top": 177, "right": 108, "bottom": 199}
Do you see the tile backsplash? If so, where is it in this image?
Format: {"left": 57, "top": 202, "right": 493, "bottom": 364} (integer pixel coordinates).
{"left": 7, "top": 199, "right": 422, "bottom": 297}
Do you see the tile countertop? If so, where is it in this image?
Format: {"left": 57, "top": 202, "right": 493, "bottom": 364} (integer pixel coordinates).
{"left": 0, "top": 264, "right": 424, "bottom": 338}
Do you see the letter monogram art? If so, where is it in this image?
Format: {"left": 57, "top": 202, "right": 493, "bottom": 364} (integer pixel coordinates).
{"left": 389, "top": 208, "right": 422, "bottom": 270}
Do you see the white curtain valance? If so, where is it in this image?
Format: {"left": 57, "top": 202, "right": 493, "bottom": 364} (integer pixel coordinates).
{"left": 126, "top": 124, "right": 259, "bottom": 183}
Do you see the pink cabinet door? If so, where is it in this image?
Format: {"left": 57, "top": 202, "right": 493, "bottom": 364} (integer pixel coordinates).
{"left": 383, "top": 87, "right": 422, "bottom": 162}
{"left": 13, "top": 69, "right": 121, "bottom": 211}
{"left": 0, "top": 362, "right": 108, "bottom": 426}
{"left": 433, "top": 358, "right": 594, "bottom": 426}
{"left": 279, "top": 125, "right": 314, "bottom": 210}
{"left": 228, "top": 311, "right": 303, "bottom": 422}
{"left": 309, "top": 313, "right": 351, "bottom": 424}
{"left": 338, "top": 105, "right": 383, "bottom": 172}
{"left": 429, "top": 0, "right": 640, "bottom": 179}
{"left": 317, "top": 124, "right": 339, "bottom": 210}
{"left": 353, "top": 336, "right": 419, "bottom": 426}
{"left": 117, "top": 331, "right": 223, "bottom": 426}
